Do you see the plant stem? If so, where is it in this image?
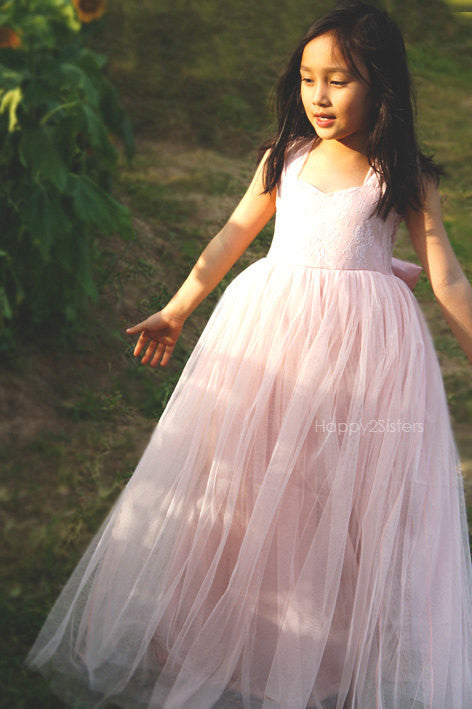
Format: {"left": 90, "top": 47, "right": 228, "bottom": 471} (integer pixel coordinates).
{"left": 40, "top": 101, "right": 79, "bottom": 126}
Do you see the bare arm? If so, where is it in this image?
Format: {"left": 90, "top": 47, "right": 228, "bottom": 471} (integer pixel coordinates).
{"left": 405, "top": 179, "right": 472, "bottom": 364}
{"left": 160, "top": 151, "right": 276, "bottom": 321}
{"left": 126, "top": 150, "right": 276, "bottom": 366}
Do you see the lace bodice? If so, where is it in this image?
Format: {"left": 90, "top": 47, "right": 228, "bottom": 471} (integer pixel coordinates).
{"left": 267, "top": 137, "right": 402, "bottom": 273}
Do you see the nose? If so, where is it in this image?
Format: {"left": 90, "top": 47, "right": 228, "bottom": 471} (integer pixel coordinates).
{"left": 312, "top": 81, "right": 330, "bottom": 106}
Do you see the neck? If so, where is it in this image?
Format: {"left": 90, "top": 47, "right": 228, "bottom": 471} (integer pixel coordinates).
{"left": 314, "top": 135, "right": 369, "bottom": 163}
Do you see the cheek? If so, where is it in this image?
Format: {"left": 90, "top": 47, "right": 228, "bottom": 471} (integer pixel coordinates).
{"left": 300, "top": 89, "right": 311, "bottom": 114}
{"left": 343, "top": 94, "right": 369, "bottom": 122}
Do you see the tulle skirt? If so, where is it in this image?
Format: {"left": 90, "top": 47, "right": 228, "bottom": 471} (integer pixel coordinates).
{"left": 26, "top": 258, "right": 472, "bottom": 708}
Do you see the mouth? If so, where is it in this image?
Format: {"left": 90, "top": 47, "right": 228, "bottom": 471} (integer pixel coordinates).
{"left": 314, "top": 114, "right": 335, "bottom": 126}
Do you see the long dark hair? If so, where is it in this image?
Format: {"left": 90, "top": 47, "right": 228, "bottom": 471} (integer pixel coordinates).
{"left": 259, "top": 0, "right": 445, "bottom": 220}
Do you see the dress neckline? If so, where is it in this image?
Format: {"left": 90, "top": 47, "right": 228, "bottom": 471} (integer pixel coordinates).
{"left": 296, "top": 138, "right": 375, "bottom": 196}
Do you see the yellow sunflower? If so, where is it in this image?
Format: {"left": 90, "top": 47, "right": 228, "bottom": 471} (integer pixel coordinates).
{"left": 0, "top": 26, "right": 21, "bottom": 49}
{"left": 72, "top": 0, "right": 107, "bottom": 23}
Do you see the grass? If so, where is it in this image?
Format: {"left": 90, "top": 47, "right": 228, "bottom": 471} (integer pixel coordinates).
{"left": 447, "top": 0, "right": 472, "bottom": 9}
{"left": 2, "top": 0, "right": 472, "bottom": 705}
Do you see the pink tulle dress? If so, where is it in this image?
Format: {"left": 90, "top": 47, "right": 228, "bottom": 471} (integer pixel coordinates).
{"left": 26, "top": 137, "right": 472, "bottom": 708}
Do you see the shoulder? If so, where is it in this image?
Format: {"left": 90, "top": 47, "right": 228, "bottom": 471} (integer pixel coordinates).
{"left": 285, "top": 135, "right": 313, "bottom": 165}
{"left": 420, "top": 175, "right": 443, "bottom": 217}
{"left": 256, "top": 135, "right": 314, "bottom": 198}
{"left": 276, "top": 136, "right": 313, "bottom": 191}
{"left": 258, "top": 135, "right": 312, "bottom": 168}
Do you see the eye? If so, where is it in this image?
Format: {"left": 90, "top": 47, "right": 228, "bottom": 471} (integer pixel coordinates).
{"left": 331, "top": 81, "right": 346, "bottom": 86}
{"left": 300, "top": 77, "right": 314, "bottom": 85}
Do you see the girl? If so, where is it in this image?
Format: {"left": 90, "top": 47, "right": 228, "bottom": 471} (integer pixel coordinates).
{"left": 26, "top": 1, "right": 472, "bottom": 707}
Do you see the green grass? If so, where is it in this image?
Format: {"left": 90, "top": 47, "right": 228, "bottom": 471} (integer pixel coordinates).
{"left": 3, "top": 0, "right": 472, "bottom": 705}
{"left": 447, "top": 0, "right": 472, "bottom": 8}
{"left": 93, "top": 0, "right": 471, "bottom": 149}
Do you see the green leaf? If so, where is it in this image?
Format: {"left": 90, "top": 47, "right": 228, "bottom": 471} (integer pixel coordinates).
{"left": 59, "top": 62, "right": 99, "bottom": 105}
{"left": 21, "top": 186, "right": 71, "bottom": 264}
{"left": 0, "top": 286, "right": 12, "bottom": 320}
{"left": 0, "top": 246, "right": 24, "bottom": 309}
{"left": 0, "top": 86, "right": 22, "bottom": 131}
{"left": 0, "top": 60, "right": 29, "bottom": 89}
{"left": 0, "top": 249, "right": 13, "bottom": 264}
{"left": 97, "top": 79, "right": 135, "bottom": 160}
{"left": 68, "top": 174, "right": 133, "bottom": 238}
{"left": 80, "top": 103, "right": 112, "bottom": 149}
{"left": 49, "top": 0, "right": 82, "bottom": 33}
{"left": 18, "top": 14, "right": 56, "bottom": 48}
{"left": 16, "top": 4, "right": 80, "bottom": 48}
{"left": 76, "top": 47, "right": 107, "bottom": 72}
{"left": 19, "top": 127, "right": 68, "bottom": 192}
{"left": 75, "top": 232, "right": 98, "bottom": 299}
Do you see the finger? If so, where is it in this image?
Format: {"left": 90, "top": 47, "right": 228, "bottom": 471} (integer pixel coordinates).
{"left": 150, "top": 342, "right": 166, "bottom": 368}
{"left": 126, "top": 320, "right": 147, "bottom": 335}
{"left": 133, "top": 331, "right": 150, "bottom": 357}
{"left": 141, "top": 342, "right": 157, "bottom": 364}
{"left": 141, "top": 339, "right": 158, "bottom": 364}
{"left": 160, "top": 344, "right": 175, "bottom": 367}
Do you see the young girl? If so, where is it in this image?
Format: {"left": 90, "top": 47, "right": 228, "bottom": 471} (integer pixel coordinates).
{"left": 26, "top": 1, "right": 472, "bottom": 707}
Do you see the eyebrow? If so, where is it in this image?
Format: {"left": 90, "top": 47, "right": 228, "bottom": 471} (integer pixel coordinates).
{"left": 299, "top": 65, "right": 352, "bottom": 74}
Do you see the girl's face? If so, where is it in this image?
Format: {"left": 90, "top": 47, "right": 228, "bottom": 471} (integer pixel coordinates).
{"left": 300, "top": 32, "right": 373, "bottom": 151}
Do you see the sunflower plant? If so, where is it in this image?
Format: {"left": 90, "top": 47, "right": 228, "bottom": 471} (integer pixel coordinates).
{"left": 0, "top": 0, "right": 133, "bottom": 340}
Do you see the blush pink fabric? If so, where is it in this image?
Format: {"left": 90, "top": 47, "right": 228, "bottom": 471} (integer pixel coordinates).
{"left": 26, "top": 137, "right": 472, "bottom": 708}
{"left": 391, "top": 257, "right": 423, "bottom": 291}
